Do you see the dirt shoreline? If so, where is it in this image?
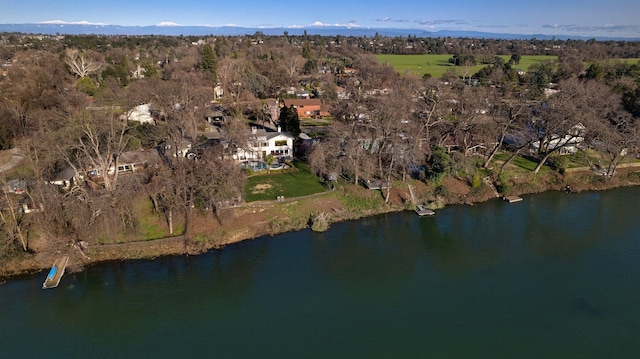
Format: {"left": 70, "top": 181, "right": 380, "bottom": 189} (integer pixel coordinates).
{"left": 2, "top": 171, "right": 639, "bottom": 282}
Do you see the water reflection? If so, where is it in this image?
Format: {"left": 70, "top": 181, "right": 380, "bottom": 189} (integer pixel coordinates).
{"left": 420, "top": 204, "right": 501, "bottom": 276}
{"left": 524, "top": 192, "right": 606, "bottom": 258}
{"left": 311, "top": 213, "right": 421, "bottom": 300}
{"left": 29, "top": 240, "right": 270, "bottom": 347}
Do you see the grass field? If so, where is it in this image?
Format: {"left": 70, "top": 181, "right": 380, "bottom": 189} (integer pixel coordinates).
{"left": 594, "top": 58, "right": 640, "bottom": 64}
{"left": 493, "top": 152, "right": 550, "bottom": 172}
{"left": 377, "top": 54, "right": 558, "bottom": 78}
{"left": 244, "top": 161, "right": 326, "bottom": 202}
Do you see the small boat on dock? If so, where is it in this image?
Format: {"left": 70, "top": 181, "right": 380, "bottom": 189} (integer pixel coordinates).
{"left": 42, "top": 256, "right": 69, "bottom": 289}
{"left": 415, "top": 204, "right": 435, "bottom": 216}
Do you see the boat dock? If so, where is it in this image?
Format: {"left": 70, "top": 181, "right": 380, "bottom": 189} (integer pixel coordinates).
{"left": 415, "top": 205, "right": 435, "bottom": 216}
{"left": 503, "top": 196, "right": 523, "bottom": 203}
{"left": 42, "top": 256, "right": 69, "bottom": 289}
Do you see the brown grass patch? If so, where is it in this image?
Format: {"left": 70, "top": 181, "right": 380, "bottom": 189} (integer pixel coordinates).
{"left": 251, "top": 183, "right": 273, "bottom": 194}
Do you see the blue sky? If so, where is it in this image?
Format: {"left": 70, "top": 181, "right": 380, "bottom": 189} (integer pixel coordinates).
{"left": 1, "top": 0, "right": 639, "bottom": 37}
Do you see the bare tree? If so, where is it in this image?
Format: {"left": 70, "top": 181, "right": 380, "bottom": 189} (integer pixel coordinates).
{"left": 146, "top": 147, "right": 245, "bottom": 238}
{"left": 309, "top": 119, "right": 371, "bottom": 185}
{"left": 591, "top": 111, "right": 639, "bottom": 178}
{"left": 482, "top": 98, "right": 529, "bottom": 169}
{"left": 217, "top": 57, "right": 247, "bottom": 103}
{"left": 446, "top": 86, "right": 492, "bottom": 156}
{"left": 0, "top": 176, "right": 29, "bottom": 252}
{"left": 285, "top": 55, "right": 305, "bottom": 86}
{"left": 151, "top": 72, "right": 211, "bottom": 159}
{"left": 528, "top": 78, "right": 610, "bottom": 173}
{"left": 60, "top": 108, "right": 130, "bottom": 191}
{"left": 65, "top": 49, "right": 103, "bottom": 79}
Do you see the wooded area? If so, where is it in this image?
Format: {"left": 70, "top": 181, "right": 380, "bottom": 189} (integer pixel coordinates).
{"left": 1, "top": 32, "right": 640, "bottom": 260}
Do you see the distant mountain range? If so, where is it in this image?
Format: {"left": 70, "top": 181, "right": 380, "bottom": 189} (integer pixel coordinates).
{"left": 1, "top": 23, "right": 638, "bottom": 41}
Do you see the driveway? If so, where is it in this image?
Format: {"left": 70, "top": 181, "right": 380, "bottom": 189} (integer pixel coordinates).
{"left": 0, "top": 148, "right": 25, "bottom": 173}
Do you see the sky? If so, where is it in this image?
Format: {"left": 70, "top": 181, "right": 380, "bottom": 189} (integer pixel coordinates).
{"left": 1, "top": 0, "right": 639, "bottom": 38}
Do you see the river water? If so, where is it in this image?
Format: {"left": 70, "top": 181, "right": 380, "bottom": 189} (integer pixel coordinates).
{"left": 2, "top": 187, "right": 640, "bottom": 358}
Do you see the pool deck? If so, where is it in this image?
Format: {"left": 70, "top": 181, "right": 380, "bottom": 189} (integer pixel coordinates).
{"left": 42, "top": 256, "right": 69, "bottom": 289}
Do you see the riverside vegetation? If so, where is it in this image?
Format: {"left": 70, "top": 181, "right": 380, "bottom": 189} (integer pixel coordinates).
{"left": 1, "top": 32, "right": 640, "bottom": 280}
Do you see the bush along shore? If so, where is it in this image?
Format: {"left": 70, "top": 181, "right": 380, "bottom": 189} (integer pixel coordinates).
{"left": 2, "top": 168, "right": 640, "bottom": 282}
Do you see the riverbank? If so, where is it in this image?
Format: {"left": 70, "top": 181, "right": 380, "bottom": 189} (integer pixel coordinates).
{"left": 2, "top": 169, "right": 640, "bottom": 282}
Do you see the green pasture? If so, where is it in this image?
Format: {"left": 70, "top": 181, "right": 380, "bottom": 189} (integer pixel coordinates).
{"left": 600, "top": 58, "right": 640, "bottom": 64}
{"left": 377, "top": 54, "right": 558, "bottom": 78}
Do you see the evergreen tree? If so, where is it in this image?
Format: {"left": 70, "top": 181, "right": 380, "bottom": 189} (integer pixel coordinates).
{"left": 102, "top": 55, "right": 130, "bottom": 87}
{"left": 279, "top": 105, "right": 301, "bottom": 137}
{"left": 622, "top": 87, "right": 640, "bottom": 118}
{"left": 302, "top": 41, "right": 312, "bottom": 60}
{"left": 201, "top": 43, "right": 217, "bottom": 82}
{"left": 510, "top": 53, "right": 521, "bottom": 65}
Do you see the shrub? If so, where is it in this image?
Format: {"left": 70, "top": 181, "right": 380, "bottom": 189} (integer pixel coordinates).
{"left": 549, "top": 155, "right": 568, "bottom": 173}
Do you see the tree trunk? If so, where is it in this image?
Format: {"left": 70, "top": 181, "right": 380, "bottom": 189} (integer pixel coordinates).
{"left": 0, "top": 194, "right": 28, "bottom": 251}
{"left": 606, "top": 153, "right": 626, "bottom": 178}
{"left": 497, "top": 149, "right": 521, "bottom": 177}
{"left": 533, "top": 152, "right": 553, "bottom": 174}
{"left": 353, "top": 159, "right": 359, "bottom": 185}
{"left": 150, "top": 195, "right": 159, "bottom": 212}
{"left": 384, "top": 157, "right": 395, "bottom": 204}
{"left": 167, "top": 209, "right": 173, "bottom": 235}
{"left": 483, "top": 133, "right": 505, "bottom": 168}
{"left": 385, "top": 178, "right": 391, "bottom": 203}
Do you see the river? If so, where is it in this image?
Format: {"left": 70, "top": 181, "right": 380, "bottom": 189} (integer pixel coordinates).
{"left": 2, "top": 187, "right": 640, "bottom": 358}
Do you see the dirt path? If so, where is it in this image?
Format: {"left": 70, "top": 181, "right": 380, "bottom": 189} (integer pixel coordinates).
{"left": 0, "top": 148, "right": 25, "bottom": 173}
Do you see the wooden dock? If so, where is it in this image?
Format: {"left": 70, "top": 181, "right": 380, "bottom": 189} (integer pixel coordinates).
{"left": 42, "top": 256, "right": 69, "bottom": 289}
{"left": 415, "top": 205, "right": 435, "bottom": 216}
{"left": 503, "top": 196, "right": 523, "bottom": 203}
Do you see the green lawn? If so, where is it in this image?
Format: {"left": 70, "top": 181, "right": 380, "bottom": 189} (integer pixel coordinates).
{"left": 493, "top": 153, "right": 550, "bottom": 172}
{"left": 300, "top": 117, "right": 333, "bottom": 126}
{"left": 377, "top": 54, "right": 558, "bottom": 78}
{"left": 244, "top": 161, "right": 326, "bottom": 202}
{"left": 587, "top": 58, "right": 640, "bottom": 65}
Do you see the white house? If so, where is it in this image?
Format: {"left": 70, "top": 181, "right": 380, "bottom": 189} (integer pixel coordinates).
{"left": 50, "top": 166, "right": 83, "bottom": 188}
{"left": 122, "top": 103, "right": 155, "bottom": 124}
{"left": 234, "top": 127, "right": 294, "bottom": 162}
{"left": 531, "top": 123, "right": 586, "bottom": 155}
{"left": 86, "top": 150, "right": 162, "bottom": 179}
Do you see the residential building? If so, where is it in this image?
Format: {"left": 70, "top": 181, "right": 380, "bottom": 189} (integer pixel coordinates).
{"left": 234, "top": 126, "right": 294, "bottom": 162}
{"left": 281, "top": 98, "right": 329, "bottom": 118}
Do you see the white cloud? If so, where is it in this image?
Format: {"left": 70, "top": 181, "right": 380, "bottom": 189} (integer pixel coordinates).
{"left": 308, "top": 21, "right": 361, "bottom": 28}
{"left": 415, "top": 19, "right": 467, "bottom": 26}
{"left": 40, "top": 20, "right": 106, "bottom": 25}
{"left": 376, "top": 17, "right": 409, "bottom": 23}
{"left": 156, "top": 21, "right": 182, "bottom": 27}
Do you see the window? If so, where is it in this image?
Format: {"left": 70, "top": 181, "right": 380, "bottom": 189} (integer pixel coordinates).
{"left": 275, "top": 140, "right": 287, "bottom": 146}
{"left": 118, "top": 164, "right": 134, "bottom": 173}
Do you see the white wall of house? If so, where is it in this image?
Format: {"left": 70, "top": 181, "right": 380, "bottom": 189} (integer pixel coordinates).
{"left": 233, "top": 129, "right": 294, "bottom": 161}
{"left": 124, "top": 103, "right": 154, "bottom": 123}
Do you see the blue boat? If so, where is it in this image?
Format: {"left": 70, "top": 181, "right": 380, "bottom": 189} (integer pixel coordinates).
{"left": 42, "top": 256, "right": 69, "bottom": 289}
{"left": 46, "top": 266, "right": 57, "bottom": 280}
